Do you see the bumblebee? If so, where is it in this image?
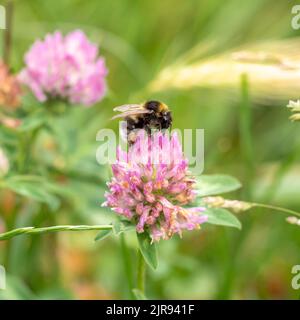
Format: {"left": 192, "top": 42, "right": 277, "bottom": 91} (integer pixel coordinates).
{"left": 112, "top": 100, "right": 172, "bottom": 144}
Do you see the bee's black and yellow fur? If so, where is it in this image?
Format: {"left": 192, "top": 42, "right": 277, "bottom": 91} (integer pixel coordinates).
{"left": 112, "top": 100, "right": 173, "bottom": 144}
{"left": 126, "top": 100, "right": 172, "bottom": 134}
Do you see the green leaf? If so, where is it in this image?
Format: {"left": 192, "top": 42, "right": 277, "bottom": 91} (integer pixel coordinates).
{"left": 0, "top": 276, "right": 37, "bottom": 300}
{"left": 21, "top": 92, "right": 44, "bottom": 110}
{"left": 195, "top": 175, "right": 241, "bottom": 197}
{"left": 17, "top": 111, "right": 47, "bottom": 132}
{"left": 95, "top": 229, "right": 113, "bottom": 241}
{"left": 137, "top": 232, "right": 158, "bottom": 270}
{"left": 205, "top": 208, "right": 242, "bottom": 229}
{"left": 0, "top": 129, "right": 17, "bottom": 146}
{"left": 132, "top": 289, "right": 147, "bottom": 300}
{"left": 4, "top": 175, "right": 60, "bottom": 211}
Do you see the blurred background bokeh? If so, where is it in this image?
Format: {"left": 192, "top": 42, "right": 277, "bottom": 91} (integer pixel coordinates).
{"left": 1, "top": 0, "right": 300, "bottom": 299}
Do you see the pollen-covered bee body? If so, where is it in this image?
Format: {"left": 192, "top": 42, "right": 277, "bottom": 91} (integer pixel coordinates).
{"left": 112, "top": 100, "right": 172, "bottom": 144}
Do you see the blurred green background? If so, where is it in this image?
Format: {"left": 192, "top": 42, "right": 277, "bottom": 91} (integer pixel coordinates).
{"left": 1, "top": 0, "right": 300, "bottom": 299}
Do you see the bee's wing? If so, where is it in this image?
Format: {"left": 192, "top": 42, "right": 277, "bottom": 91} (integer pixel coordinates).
{"left": 113, "top": 104, "right": 143, "bottom": 112}
{"left": 111, "top": 109, "right": 151, "bottom": 120}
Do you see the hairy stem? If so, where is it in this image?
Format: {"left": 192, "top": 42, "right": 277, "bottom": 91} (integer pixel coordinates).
{"left": 137, "top": 250, "right": 146, "bottom": 295}
{"left": 120, "top": 233, "right": 135, "bottom": 299}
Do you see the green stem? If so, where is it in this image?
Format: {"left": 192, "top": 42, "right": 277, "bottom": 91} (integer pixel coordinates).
{"left": 250, "top": 202, "right": 300, "bottom": 219}
{"left": 17, "top": 134, "right": 26, "bottom": 172}
{"left": 216, "top": 201, "right": 300, "bottom": 297}
{"left": 239, "top": 73, "right": 254, "bottom": 199}
{"left": 3, "top": 0, "right": 13, "bottom": 65}
{"left": 0, "top": 224, "right": 113, "bottom": 241}
{"left": 137, "top": 250, "right": 146, "bottom": 294}
{"left": 217, "top": 74, "right": 254, "bottom": 299}
{"left": 3, "top": 203, "right": 19, "bottom": 269}
{"left": 120, "top": 233, "right": 135, "bottom": 299}
{"left": 262, "top": 131, "right": 300, "bottom": 203}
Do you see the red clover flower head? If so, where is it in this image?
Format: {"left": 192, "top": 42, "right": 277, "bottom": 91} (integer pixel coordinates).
{"left": 103, "top": 130, "right": 207, "bottom": 242}
{"left": 19, "top": 30, "right": 108, "bottom": 106}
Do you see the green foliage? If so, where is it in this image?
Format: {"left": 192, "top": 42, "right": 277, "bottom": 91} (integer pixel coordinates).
{"left": 0, "top": 276, "right": 37, "bottom": 300}
{"left": 195, "top": 175, "right": 241, "bottom": 197}
{"left": 113, "top": 219, "right": 136, "bottom": 235}
{"left": 3, "top": 175, "right": 61, "bottom": 211}
{"left": 95, "top": 229, "right": 113, "bottom": 241}
{"left": 192, "top": 174, "right": 242, "bottom": 229}
{"left": 205, "top": 208, "right": 242, "bottom": 229}
{"left": 16, "top": 110, "right": 48, "bottom": 132}
{"left": 137, "top": 232, "right": 158, "bottom": 270}
{"left": 132, "top": 288, "right": 147, "bottom": 300}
